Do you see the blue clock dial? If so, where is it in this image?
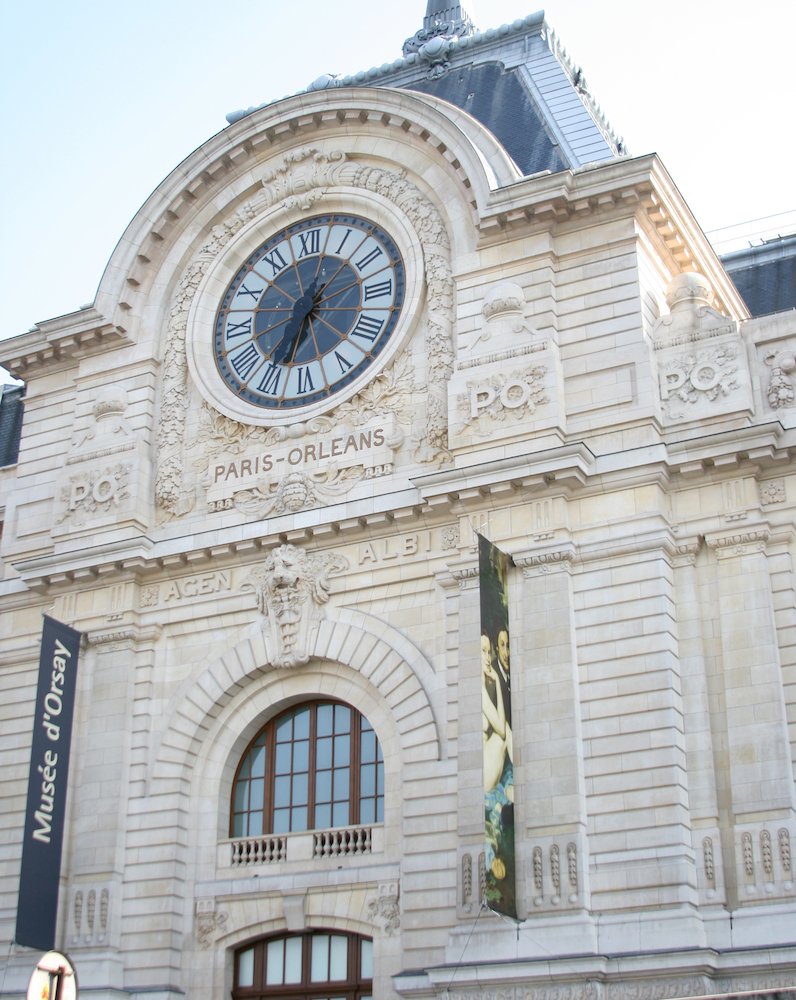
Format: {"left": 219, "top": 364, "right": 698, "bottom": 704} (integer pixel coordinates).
{"left": 214, "top": 214, "right": 406, "bottom": 411}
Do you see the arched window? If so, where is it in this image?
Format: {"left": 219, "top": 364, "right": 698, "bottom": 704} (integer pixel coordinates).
{"left": 234, "top": 931, "right": 372, "bottom": 999}
{"left": 232, "top": 701, "right": 384, "bottom": 837}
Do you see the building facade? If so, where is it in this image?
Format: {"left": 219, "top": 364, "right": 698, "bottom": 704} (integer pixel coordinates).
{"left": 3, "top": 5, "right": 796, "bottom": 998}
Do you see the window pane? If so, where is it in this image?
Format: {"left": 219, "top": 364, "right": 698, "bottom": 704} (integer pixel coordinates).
{"left": 333, "top": 769, "right": 349, "bottom": 801}
{"left": 284, "top": 936, "right": 302, "bottom": 983}
{"left": 311, "top": 934, "right": 330, "bottom": 981}
{"left": 317, "top": 703, "right": 334, "bottom": 736}
{"left": 266, "top": 938, "right": 284, "bottom": 985}
{"left": 250, "top": 742, "right": 266, "bottom": 778}
{"left": 361, "top": 763, "right": 374, "bottom": 797}
{"left": 275, "top": 742, "right": 292, "bottom": 774}
{"left": 329, "top": 935, "right": 348, "bottom": 980}
{"left": 234, "top": 780, "right": 248, "bottom": 813}
{"left": 359, "top": 799, "right": 374, "bottom": 824}
{"left": 293, "top": 773, "right": 308, "bottom": 806}
{"left": 276, "top": 715, "right": 293, "bottom": 741}
{"left": 293, "top": 707, "right": 310, "bottom": 739}
{"left": 238, "top": 754, "right": 252, "bottom": 780}
{"left": 273, "top": 808, "right": 290, "bottom": 833}
{"left": 316, "top": 736, "right": 332, "bottom": 768}
{"left": 315, "top": 770, "right": 332, "bottom": 803}
{"left": 334, "top": 734, "right": 350, "bottom": 766}
{"left": 292, "top": 805, "right": 308, "bottom": 830}
{"left": 249, "top": 779, "right": 264, "bottom": 811}
{"left": 238, "top": 947, "right": 254, "bottom": 987}
{"left": 361, "top": 729, "right": 375, "bottom": 763}
{"left": 361, "top": 938, "right": 373, "bottom": 979}
{"left": 293, "top": 738, "right": 309, "bottom": 772}
{"left": 315, "top": 802, "right": 331, "bottom": 828}
{"left": 274, "top": 775, "right": 291, "bottom": 807}
{"left": 332, "top": 800, "right": 348, "bottom": 827}
{"left": 334, "top": 705, "right": 351, "bottom": 734}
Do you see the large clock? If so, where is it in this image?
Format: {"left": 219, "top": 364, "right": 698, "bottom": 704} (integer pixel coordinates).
{"left": 213, "top": 214, "right": 406, "bottom": 414}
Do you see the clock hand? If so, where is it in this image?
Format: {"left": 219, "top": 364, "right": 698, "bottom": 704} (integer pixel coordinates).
{"left": 271, "top": 285, "right": 316, "bottom": 364}
{"left": 285, "top": 280, "right": 328, "bottom": 364}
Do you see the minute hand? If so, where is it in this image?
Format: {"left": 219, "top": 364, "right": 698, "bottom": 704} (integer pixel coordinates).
{"left": 272, "top": 288, "right": 315, "bottom": 365}
{"left": 289, "top": 280, "right": 328, "bottom": 362}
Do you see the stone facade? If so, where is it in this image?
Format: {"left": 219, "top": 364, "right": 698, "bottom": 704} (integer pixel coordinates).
{"left": 2, "top": 13, "right": 796, "bottom": 1000}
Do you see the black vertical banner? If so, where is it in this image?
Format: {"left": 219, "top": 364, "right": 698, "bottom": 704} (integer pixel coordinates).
{"left": 478, "top": 534, "right": 516, "bottom": 918}
{"left": 16, "top": 615, "right": 82, "bottom": 951}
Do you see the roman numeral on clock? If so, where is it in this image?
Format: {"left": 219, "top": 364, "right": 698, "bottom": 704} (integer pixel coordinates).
{"left": 363, "top": 278, "right": 392, "bottom": 302}
{"left": 350, "top": 314, "right": 385, "bottom": 343}
{"left": 298, "top": 229, "right": 321, "bottom": 257}
{"left": 260, "top": 247, "right": 288, "bottom": 276}
{"left": 257, "top": 362, "right": 282, "bottom": 395}
{"left": 333, "top": 351, "right": 354, "bottom": 375}
{"left": 355, "top": 246, "right": 384, "bottom": 272}
{"left": 231, "top": 344, "right": 260, "bottom": 380}
{"left": 226, "top": 317, "right": 253, "bottom": 340}
{"left": 296, "top": 366, "right": 315, "bottom": 394}
{"left": 236, "top": 283, "right": 263, "bottom": 302}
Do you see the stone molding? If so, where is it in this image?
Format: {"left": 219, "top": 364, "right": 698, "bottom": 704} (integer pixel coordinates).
{"left": 149, "top": 604, "right": 442, "bottom": 788}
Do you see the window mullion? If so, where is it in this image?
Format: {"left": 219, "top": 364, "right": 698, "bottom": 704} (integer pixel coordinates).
{"left": 308, "top": 702, "right": 318, "bottom": 831}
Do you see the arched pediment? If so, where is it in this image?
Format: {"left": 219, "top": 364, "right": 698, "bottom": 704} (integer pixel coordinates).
{"left": 94, "top": 86, "right": 521, "bottom": 328}
{"left": 151, "top": 604, "right": 444, "bottom": 790}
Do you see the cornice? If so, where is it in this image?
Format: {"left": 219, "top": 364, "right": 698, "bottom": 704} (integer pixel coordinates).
{"left": 478, "top": 154, "right": 749, "bottom": 320}
{"left": 8, "top": 422, "right": 796, "bottom": 593}
{"left": 0, "top": 306, "right": 131, "bottom": 379}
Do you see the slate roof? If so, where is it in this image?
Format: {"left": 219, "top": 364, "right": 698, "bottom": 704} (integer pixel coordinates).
{"left": 721, "top": 234, "right": 796, "bottom": 318}
{"left": 408, "top": 61, "right": 568, "bottom": 177}
{"left": 227, "top": 9, "right": 625, "bottom": 178}
{"left": 0, "top": 383, "right": 24, "bottom": 467}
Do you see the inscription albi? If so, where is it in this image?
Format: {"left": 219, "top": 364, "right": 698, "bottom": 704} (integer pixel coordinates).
{"left": 139, "top": 533, "right": 436, "bottom": 608}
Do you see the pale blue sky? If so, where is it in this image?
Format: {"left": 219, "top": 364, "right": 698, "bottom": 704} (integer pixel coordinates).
{"left": 1, "top": 0, "right": 794, "bottom": 357}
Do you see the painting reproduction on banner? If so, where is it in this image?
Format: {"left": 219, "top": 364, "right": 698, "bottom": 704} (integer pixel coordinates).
{"left": 478, "top": 534, "right": 516, "bottom": 918}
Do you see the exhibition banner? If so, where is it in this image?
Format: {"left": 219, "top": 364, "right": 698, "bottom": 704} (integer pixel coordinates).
{"left": 478, "top": 534, "right": 516, "bottom": 918}
{"left": 16, "top": 616, "right": 82, "bottom": 951}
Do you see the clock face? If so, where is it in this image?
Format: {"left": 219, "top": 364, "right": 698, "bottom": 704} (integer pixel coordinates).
{"left": 213, "top": 214, "right": 406, "bottom": 412}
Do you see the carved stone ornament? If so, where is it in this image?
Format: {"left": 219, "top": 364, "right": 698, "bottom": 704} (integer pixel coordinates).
{"left": 156, "top": 148, "right": 452, "bottom": 519}
{"left": 58, "top": 463, "right": 131, "bottom": 525}
{"left": 761, "top": 479, "right": 786, "bottom": 505}
{"left": 233, "top": 466, "right": 365, "bottom": 518}
{"left": 659, "top": 345, "right": 739, "bottom": 417}
{"left": 241, "top": 544, "right": 348, "bottom": 667}
{"left": 653, "top": 271, "right": 735, "bottom": 345}
{"left": 195, "top": 907, "right": 228, "bottom": 950}
{"left": 765, "top": 349, "right": 796, "bottom": 409}
{"left": 402, "top": 3, "right": 477, "bottom": 58}
{"left": 192, "top": 351, "right": 413, "bottom": 469}
{"left": 69, "top": 385, "right": 134, "bottom": 461}
{"left": 458, "top": 365, "right": 548, "bottom": 433}
{"left": 366, "top": 882, "right": 400, "bottom": 936}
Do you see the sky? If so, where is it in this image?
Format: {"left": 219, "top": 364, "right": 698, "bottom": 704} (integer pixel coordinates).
{"left": 1, "top": 0, "right": 794, "bottom": 367}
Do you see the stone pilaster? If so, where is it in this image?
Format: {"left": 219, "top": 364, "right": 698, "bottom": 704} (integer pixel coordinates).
{"left": 705, "top": 525, "right": 796, "bottom": 904}
{"left": 513, "top": 540, "right": 596, "bottom": 949}
{"left": 672, "top": 538, "right": 726, "bottom": 906}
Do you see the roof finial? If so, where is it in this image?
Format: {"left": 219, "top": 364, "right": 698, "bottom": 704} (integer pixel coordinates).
{"left": 403, "top": 2, "right": 478, "bottom": 57}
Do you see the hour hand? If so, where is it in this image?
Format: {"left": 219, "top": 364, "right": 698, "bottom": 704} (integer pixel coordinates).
{"left": 270, "top": 314, "right": 302, "bottom": 366}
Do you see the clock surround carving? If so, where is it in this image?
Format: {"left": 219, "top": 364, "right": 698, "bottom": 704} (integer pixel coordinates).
{"left": 156, "top": 148, "right": 453, "bottom": 519}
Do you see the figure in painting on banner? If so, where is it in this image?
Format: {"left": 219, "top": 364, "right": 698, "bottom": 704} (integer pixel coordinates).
{"left": 481, "top": 628, "right": 515, "bottom": 905}
{"left": 478, "top": 533, "right": 516, "bottom": 916}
